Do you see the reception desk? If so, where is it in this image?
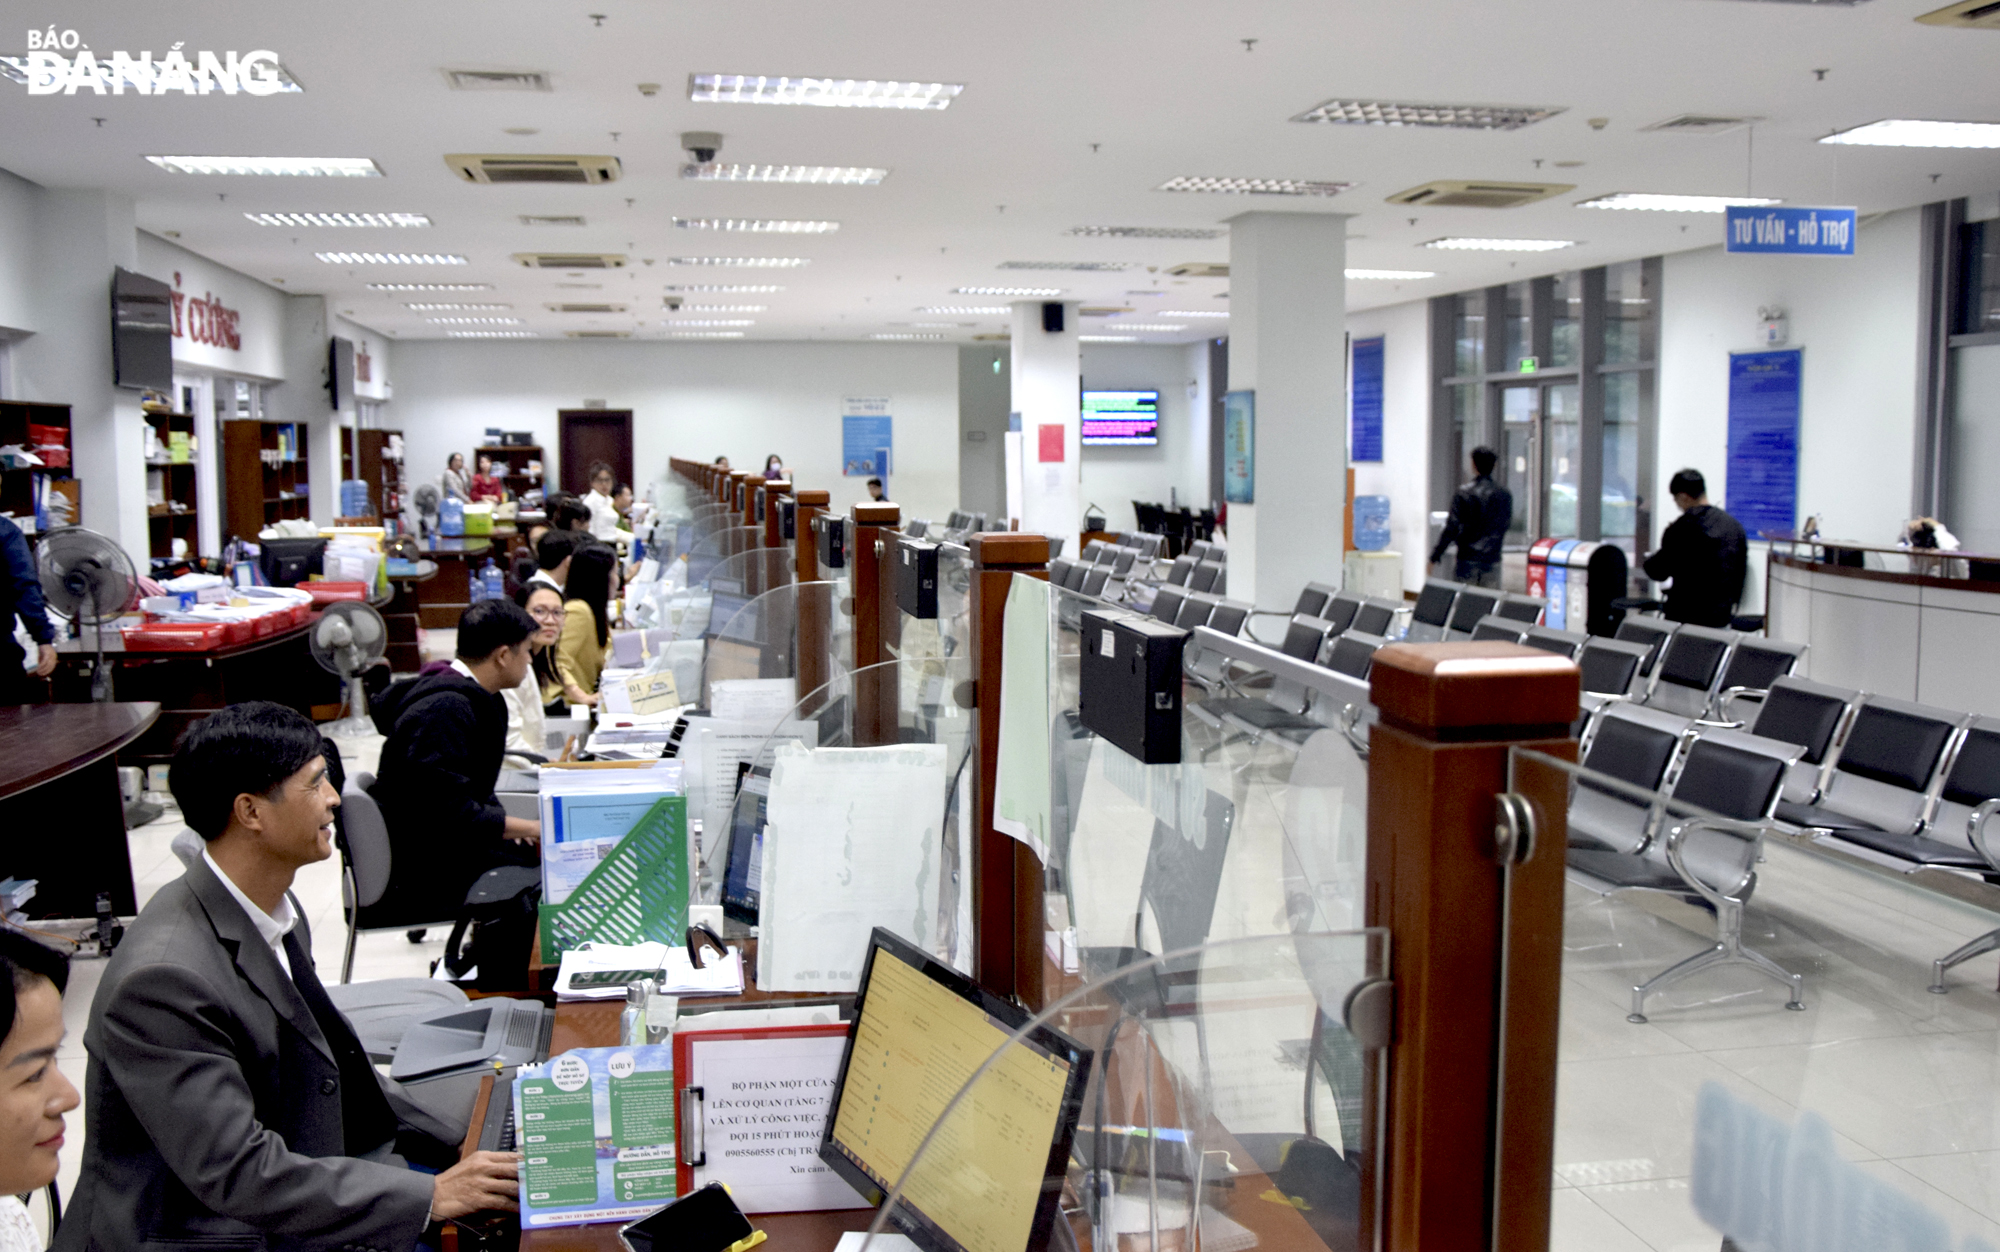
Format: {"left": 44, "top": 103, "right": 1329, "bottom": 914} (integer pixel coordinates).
{"left": 1766, "top": 542, "right": 2000, "bottom": 716}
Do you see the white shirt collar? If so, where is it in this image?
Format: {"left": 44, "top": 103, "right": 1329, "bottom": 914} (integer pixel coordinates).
{"left": 201, "top": 848, "right": 298, "bottom": 978}
{"left": 450, "top": 657, "right": 479, "bottom": 683}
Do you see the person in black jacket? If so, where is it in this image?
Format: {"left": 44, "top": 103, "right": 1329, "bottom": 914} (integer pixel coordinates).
{"left": 1643, "top": 468, "right": 1748, "bottom": 628}
{"left": 370, "top": 598, "right": 542, "bottom": 920}
{"left": 1429, "top": 446, "right": 1514, "bottom": 588}
{"left": 0, "top": 516, "right": 55, "bottom": 704}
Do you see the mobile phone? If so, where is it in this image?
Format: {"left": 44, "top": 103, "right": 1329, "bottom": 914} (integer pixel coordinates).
{"left": 569, "top": 967, "right": 661, "bottom": 988}
{"left": 618, "top": 1182, "right": 757, "bottom": 1252}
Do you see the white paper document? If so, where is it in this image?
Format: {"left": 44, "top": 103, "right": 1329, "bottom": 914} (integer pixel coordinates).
{"left": 684, "top": 718, "right": 817, "bottom": 877}
{"left": 553, "top": 941, "right": 746, "bottom": 1000}
{"left": 709, "top": 678, "right": 798, "bottom": 732}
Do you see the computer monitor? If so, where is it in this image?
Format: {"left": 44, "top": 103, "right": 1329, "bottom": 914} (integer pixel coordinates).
{"left": 819, "top": 929, "right": 1091, "bottom": 1252}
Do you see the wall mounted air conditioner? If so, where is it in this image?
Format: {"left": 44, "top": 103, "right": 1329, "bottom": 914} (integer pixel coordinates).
{"left": 512, "top": 253, "right": 629, "bottom": 269}
{"left": 1385, "top": 180, "right": 1574, "bottom": 209}
{"left": 447, "top": 154, "right": 622, "bottom": 184}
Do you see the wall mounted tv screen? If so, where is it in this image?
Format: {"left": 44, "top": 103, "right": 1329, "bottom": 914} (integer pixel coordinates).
{"left": 1081, "top": 390, "right": 1159, "bottom": 446}
{"left": 111, "top": 266, "right": 174, "bottom": 393}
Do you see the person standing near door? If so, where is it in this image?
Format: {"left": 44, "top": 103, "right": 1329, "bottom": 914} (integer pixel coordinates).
{"left": 1429, "top": 446, "right": 1513, "bottom": 589}
{"left": 0, "top": 516, "right": 55, "bottom": 705}
{"left": 1643, "top": 468, "right": 1748, "bottom": 627}
{"left": 582, "top": 463, "right": 623, "bottom": 542}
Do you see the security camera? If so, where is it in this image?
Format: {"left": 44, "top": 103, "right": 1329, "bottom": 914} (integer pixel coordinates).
{"left": 681, "top": 130, "right": 723, "bottom": 164}
{"left": 663, "top": 296, "right": 683, "bottom": 311}
{"left": 637, "top": 82, "right": 661, "bottom": 97}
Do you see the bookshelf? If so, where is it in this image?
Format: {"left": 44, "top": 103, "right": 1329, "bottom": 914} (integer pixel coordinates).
{"left": 143, "top": 408, "right": 199, "bottom": 559}
{"left": 221, "top": 420, "right": 311, "bottom": 542}
{"left": 0, "top": 401, "right": 77, "bottom": 544}
{"left": 475, "top": 443, "right": 542, "bottom": 500}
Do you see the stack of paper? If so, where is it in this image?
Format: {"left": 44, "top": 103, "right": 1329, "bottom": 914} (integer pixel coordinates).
{"left": 538, "top": 761, "right": 685, "bottom": 907}
{"left": 553, "top": 940, "right": 746, "bottom": 1001}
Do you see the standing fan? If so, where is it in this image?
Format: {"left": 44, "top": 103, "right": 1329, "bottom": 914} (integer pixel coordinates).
{"left": 37, "top": 526, "right": 135, "bottom": 702}
{"left": 310, "top": 600, "right": 387, "bottom": 737}
{"left": 412, "top": 482, "right": 441, "bottom": 538}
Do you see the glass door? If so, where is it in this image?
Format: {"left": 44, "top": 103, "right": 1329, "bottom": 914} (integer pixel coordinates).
{"left": 1544, "top": 381, "right": 1581, "bottom": 539}
{"left": 1497, "top": 381, "right": 1582, "bottom": 545}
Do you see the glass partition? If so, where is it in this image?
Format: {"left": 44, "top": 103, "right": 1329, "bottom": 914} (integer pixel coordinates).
{"left": 699, "top": 577, "right": 846, "bottom": 708}
{"left": 685, "top": 525, "right": 762, "bottom": 590}
{"left": 850, "top": 931, "right": 1389, "bottom": 1252}
{"left": 893, "top": 542, "right": 975, "bottom": 699}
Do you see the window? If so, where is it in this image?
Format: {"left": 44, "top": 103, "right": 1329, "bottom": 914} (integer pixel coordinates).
{"left": 1505, "top": 282, "right": 1533, "bottom": 372}
{"left": 1453, "top": 292, "right": 1484, "bottom": 377}
{"left": 1958, "top": 219, "right": 2000, "bottom": 335}
{"left": 1549, "top": 271, "right": 1580, "bottom": 370}
{"left": 1604, "top": 260, "right": 1655, "bottom": 365}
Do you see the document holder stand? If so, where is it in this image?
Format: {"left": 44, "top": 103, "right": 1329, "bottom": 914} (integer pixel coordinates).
{"left": 538, "top": 795, "right": 689, "bottom": 958}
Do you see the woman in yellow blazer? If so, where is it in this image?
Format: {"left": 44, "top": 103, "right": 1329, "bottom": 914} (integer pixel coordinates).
{"left": 555, "top": 542, "right": 615, "bottom": 706}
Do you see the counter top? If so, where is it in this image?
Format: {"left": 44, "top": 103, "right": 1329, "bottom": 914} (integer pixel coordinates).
{"left": 0, "top": 702, "right": 159, "bottom": 800}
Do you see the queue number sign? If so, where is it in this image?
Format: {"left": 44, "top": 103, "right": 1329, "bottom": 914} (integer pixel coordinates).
{"left": 1725, "top": 205, "right": 1857, "bottom": 257}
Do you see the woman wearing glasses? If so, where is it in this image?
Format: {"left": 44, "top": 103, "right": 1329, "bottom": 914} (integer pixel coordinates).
{"left": 503, "top": 584, "right": 567, "bottom": 766}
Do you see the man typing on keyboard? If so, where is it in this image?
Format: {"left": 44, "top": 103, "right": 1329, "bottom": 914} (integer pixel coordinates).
{"left": 55, "top": 702, "right": 520, "bottom": 1251}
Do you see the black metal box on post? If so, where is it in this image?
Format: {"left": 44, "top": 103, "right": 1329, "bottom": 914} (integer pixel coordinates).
{"left": 815, "top": 514, "right": 846, "bottom": 570}
{"left": 1079, "top": 608, "right": 1187, "bottom": 764}
{"left": 895, "top": 537, "right": 940, "bottom": 619}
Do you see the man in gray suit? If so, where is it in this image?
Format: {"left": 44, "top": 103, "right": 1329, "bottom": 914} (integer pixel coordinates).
{"left": 57, "top": 702, "right": 519, "bottom": 1251}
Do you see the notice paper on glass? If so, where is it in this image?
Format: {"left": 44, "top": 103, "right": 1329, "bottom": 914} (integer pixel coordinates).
{"left": 992, "top": 573, "right": 1053, "bottom": 860}
{"left": 515, "top": 1044, "right": 678, "bottom": 1229}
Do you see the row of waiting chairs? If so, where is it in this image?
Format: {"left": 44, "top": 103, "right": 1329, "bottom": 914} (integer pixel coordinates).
{"left": 1405, "top": 578, "right": 1547, "bottom": 642}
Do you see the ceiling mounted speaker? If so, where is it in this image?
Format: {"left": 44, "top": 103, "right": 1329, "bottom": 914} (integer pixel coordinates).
{"left": 446, "top": 154, "right": 622, "bottom": 184}
{"left": 1042, "top": 302, "right": 1064, "bottom": 334}
{"left": 1385, "top": 180, "right": 1575, "bottom": 209}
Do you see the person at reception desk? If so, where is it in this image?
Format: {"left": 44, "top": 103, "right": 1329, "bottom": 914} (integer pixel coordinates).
{"left": 524, "top": 528, "right": 578, "bottom": 596}
{"left": 1643, "top": 468, "right": 1748, "bottom": 628}
{"left": 555, "top": 542, "right": 615, "bottom": 707}
{"left": 867, "top": 475, "right": 887, "bottom": 502}
{"left": 0, "top": 930, "right": 77, "bottom": 1252}
{"left": 504, "top": 584, "right": 565, "bottom": 766}
{"left": 583, "top": 462, "right": 623, "bottom": 542}
{"left": 713, "top": 454, "right": 730, "bottom": 473}
{"left": 468, "top": 453, "right": 505, "bottom": 503}
{"left": 1429, "top": 445, "right": 1513, "bottom": 589}
{"left": 369, "top": 600, "right": 542, "bottom": 921}
{"left": 57, "top": 703, "right": 520, "bottom": 1252}
{"left": 0, "top": 516, "right": 55, "bottom": 705}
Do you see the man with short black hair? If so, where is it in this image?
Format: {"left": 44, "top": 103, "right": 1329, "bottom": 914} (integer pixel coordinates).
{"left": 866, "top": 476, "right": 886, "bottom": 502}
{"left": 57, "top": 702, "right": 519, "bottom": 1251}
{"left": 1644, "top": 468, "right": 1748, "bottom": 627}
{"left": 526, "top": 527, "right": 579, "bottom": 594}
{"left": 370, "top": 598, "right": 541, "bottom": 919}
{"left": 1430, "top": 446, "right": 1513, "bottom": 589}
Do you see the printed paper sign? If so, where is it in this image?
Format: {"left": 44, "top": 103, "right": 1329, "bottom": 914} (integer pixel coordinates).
{"left": 517, "top": 1045, "right": 677, "bottom": 1228}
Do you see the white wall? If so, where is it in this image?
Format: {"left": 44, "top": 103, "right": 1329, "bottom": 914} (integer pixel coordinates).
{"left": 386, "top": 340, "right": 962, "bottom": 522}
{"left": 1077, "top": 343, "right": 1209, "bottom": 533}
{"left": 134, "top": 232, "right": 288, "bottom": 382}
{"left": 0, "top": 170, "right": 40, "bottom": 337}
{"left": 1346, "top": 299, "right": 1432, "bottom": 593}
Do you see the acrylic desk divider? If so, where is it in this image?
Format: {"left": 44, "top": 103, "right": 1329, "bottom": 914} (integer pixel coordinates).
{"left": 538, "top": 793, "right": 690, "bottom": 959}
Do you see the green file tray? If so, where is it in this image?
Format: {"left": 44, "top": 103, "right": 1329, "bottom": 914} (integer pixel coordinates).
{"left": 538, "top": 795, "right": 689, "bottom": 959}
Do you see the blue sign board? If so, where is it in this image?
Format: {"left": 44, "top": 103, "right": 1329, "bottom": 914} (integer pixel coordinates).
{"left": 841, "top": 413, "right": 893, "bottom": 477}
{"left": 1724, "top": 206, "right": 1857, "bottom": 256}
{"left": 1222, "top": 390, "right": 1254, "bottom": 504}
{"left": 1726, "top": 349, "right": 1802, "bottom": 538}
{"left": 1350, "top": 336, "right": 1384, "bottom": 463}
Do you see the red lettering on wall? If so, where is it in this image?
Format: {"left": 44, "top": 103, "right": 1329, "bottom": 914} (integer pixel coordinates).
{"left": 167, "top": 276, "right": 242, "bottom": 352}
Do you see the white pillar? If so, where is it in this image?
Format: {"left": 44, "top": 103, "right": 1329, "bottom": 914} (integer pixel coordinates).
{"left": 1009, "top": 301, "right": 1081, "bottom": 541}
{"left": 1225, "top": 212, "right": 1350, "bottom": 609}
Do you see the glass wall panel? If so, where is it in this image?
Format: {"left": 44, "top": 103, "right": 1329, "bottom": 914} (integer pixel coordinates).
{"left": 1506, "top": 281, "right": 1533, "bottom": 371}
{"left": 1958, "top": 219, "right": 2000, "bottom": 336}
{"left": 1447, "top": 383, "right": 1480, "bottom": 483}
{"left": 1947, "top": 342, "right": 2000, "bottom": 552}
{"left": 1453, "top": 291, "right": 1484, "bottom": 376}
{"left": 1602, "top": 370, "right": 1644, "bottom": 550}
{"left": 1550, "top": 271, "right": 1581, "bottom": 369}
{"left": 1545, "top": 382, "right": 1581, "bottom": 539}
{"left": 1604, "top": 260, "right": 1656, "bottom": 364}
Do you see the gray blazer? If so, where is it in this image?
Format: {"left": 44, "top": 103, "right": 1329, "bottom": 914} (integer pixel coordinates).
{"left": 54, "top": 858, "right": 433, "bottom": 1252}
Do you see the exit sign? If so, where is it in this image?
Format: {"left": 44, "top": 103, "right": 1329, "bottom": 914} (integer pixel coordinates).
{"left": 1518, "top": 357, "right": 1538, "bottom": 374}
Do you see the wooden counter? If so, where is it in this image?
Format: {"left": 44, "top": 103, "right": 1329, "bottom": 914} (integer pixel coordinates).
{"left": 0, "top": 702, "right": 158, "bottom": 916}
{"left": 414, "top": 537, "right": 496, "bottom": 630}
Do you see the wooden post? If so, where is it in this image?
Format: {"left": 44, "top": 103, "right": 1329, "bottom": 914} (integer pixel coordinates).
{"left": 848, "top": 503, "right": 900, "bottom": 746}
{"left": 738, "top": 474, "right": 757, "bottom": 532}
{"left": 793, "top": 490, "right": 831, "bottom": 715}
{"left": 968, "top": 532, "right": 1051, "bottom": 1007}
{"left": 1364, "top": 642, "right": 1576, "bottom": 1252}
{"left": 760, "top": 481, "right": 792, "bottom": 599}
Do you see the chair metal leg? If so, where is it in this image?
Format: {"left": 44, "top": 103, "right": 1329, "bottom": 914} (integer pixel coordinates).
{"left": 1929, "top": 928, "right": 2000, "bottom": 994}
{"left": 1628, "top": 899, "right": 1804, "bottom": 1023}
{"left": 340, "top": 865, "right": 358, "bottom": 985}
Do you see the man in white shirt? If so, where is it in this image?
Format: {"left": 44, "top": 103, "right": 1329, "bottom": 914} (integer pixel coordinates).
{"left": 58, "top": 703, "right": 520, "bottom": 1251}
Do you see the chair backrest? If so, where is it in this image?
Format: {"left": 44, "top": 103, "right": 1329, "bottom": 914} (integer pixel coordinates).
{"left": 1447, "top": 587, "right": 1501, "bottom": 636}
{"left": 1933, "top": 717, "right": 2000, "bottom": 857}
{"left": 344, "top": 775, "right": 393, "bottom": 909}
{"left": 1324, "top": 632, "right": 1383, "bottom": 681}
{"left": 1166, "top": 555, "right": 1196, "bottom": 587}
{"left": 1050, "top": 558, "right": 1078, "bottom": 589}
{"left": 1294, "top": 582, "right": 1338, "bottom": 620}
{"left": 1189, "top": 561, "right": 1222, "bottom": 594}
{"left": 1151, "top": 585, "right": 1188, "bottom": 625}
{"left": 1818, "top": 696, "right": 1963, "bottom": 835}
{"left": 1174, "top": 593, "right": 1217, "bottom": 630}
{"left": 1352, "top": 597, "right": 1400, "bottom": 637}
{"left": 1672, "top": 734, "right": 1790, "bottom": 823}
{"left": 1207, "top": 599, "right": 1252, "bottom": 637}
{"left": 1646, "top": 625, "right": 1736, "bottom": 716}
{"left": 1133, "top": 534, "right": 1163, "bottom": 560}
{"left": 1082, "top": 539, "right": 1109, "bottom": 562}
{"left": 1110, "top": 547, "right": 1138, "bottom": 576}
{"left": 1470, "top": 615, "right": 1527, "bottom": 644}
{"left": 1189, "top": 540, "right": 1215, "bottom": 561}
{"left": 1583, "top": 704, "right": 1689, "bottom": 792}
{"left": 1614, "top": 617, "right": 1677, "bottom": 677}
{"left": 1411, "top": 579, "right": 1458, "bottom": 630}
{"left": 1080, "top": 566, "right": 1111, "bottom": 597}
{"left": 1495, "top": 594, "right": 1546, "bottom": 625}
{"left": 1093, "top": 543, "right": 1121, "bottom": 566}
{"left": 1748, "top": 677, "right": 1855, "bottom": 766}
{"left": 1718, "top": 637, "right": 1806, "bottom": 695}
{"left": 1280, "top": 614, "right": 1335, "bottom": 662}
{"left": 1523, "top": 625, "right": 1587, "bottom": 659}
{"left": 1320, "top": 593, "right": 1362, "bottom": 636}
{"left": 1578, "top": 637, "right": 1651, "bottom": 697}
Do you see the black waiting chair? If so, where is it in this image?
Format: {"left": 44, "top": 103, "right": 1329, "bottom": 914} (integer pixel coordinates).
{"left": 1924, "top": 718, "right": 2000, "bottom": 991}
{"left": 1470, "top": 615, "right": 1528, "bottom": 644}
{"left": 1079, "top": 566, "right": 1112, "bottom": 598}
{"left": 1614, "top": 616, "right": 1678, "bottom": 683}
{"left": 1319, "top": 592, "right": 1363, "bottom": 636}
{"left": 1404, "top": 579, "right": 1459, "bottom": 643}
{"left": 1190, "top": 561, "right": 1226, "bottom": 595}
{"left": 1182, "top": 596, "right": 1253, "bottom": 694}
{"left": 1737, "top": 676, "right": 1859, "bottom": 806}
{"left": 1445, "top": 587, "right": 1501, "bottom": 640}
{"left": 1776, "top": 695, "right": 1966, "bottom": 851}
{"left": 1523, "top": 625, "right": 1588, "bottom": 660}
{"left": 1495, "top": 594, "right": 1547, "bottom": 626}
{"left": 1710, "top": 636, "right": 1809, "bottom": 719}
{"left": 1195, "top": 615, "right": 1338, "bottom": 743}
{"left": 1568, "top": 703, "right": 1692, "bottom": 854}
{"left": 1351, "top": 597, "right": 1402, "bottom": 638}
{"left": 1641, "top": 625, "right": 1737, "bottom": 718}
{"left": 1150, "top": 585, "right": 1189, "bottom": 626}
{"left": 1165, "top": 555, "right": 1197, "bottom": 587}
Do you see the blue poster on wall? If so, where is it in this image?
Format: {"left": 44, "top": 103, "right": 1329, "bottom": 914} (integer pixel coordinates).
{"left": 1222, "top": 391, "right": 1255, "bottom": 504}
{"left": 841, "top": 399, "right": 893, "bottom": 477}
{"left": 1726, "top": 349, "right": 1802, "bottom": 538}
{"left": 1724, "top": 206, "right": 1857, "bottom": 257}
{"left": 1350, "top": 336, "right": 1384, "bottom": 463}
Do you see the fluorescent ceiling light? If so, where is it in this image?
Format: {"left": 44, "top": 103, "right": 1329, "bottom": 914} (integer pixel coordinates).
{"left": 871, "top": 332, "right": 944, "bottom": 340}
{"left": 406, "top": 302, "right": 511, "bottom": 311}
{"left": 1157, "top": 176, "right": 1354, "bottom": 197}
{"left": 1292, "top": 98, "right": 1564, "bottom": 130}
{"left": 684, "top": 304, "right": 767, "bottom": 313}
{"left": 1577, "top": 192, "right": 1781, "bottom": 212}
{"left": 910, "top": 322, "right": 966, "bottom": 328}
{"left": 448, "top": 330, "right": 536, "bottom": 338}
{"left": 955, "top": 286, "right": 1060, "bottom": 297}
{"left": 1156, "top": 310, "right": 1230, "bottom": 319}
{"left": 999, "top": 261, "right": 1135, "bottom": 272}
{"left": 670, "top": 331, "right": 745, "bottom": 339}
{"left": 668, "top": 256, "right": 808, "bottom": 268}
{"left": 147, "top": 155, "right": 381, "bottom": 177}
{"left": 1106, "top": 324, "right": 1187, "bottom": 332}
{"left": 246, "top": 211, "right": 430, "bottom": 227}
{"left": 316, "top": 252, "right": 466, "bottom": 265}
{"left": 1068, "top": 226, "right": 1226, "bottom": 240}
{"left": 1079, "top": 335, "right": 1139, "bottom": 343}
{"left": 689, "top": 73, "right": 962, "bottom": 110}
{"left": 1346, "top": 268, "right": 1438, "bottom": 280}
{"left": 920, "top": 306, "right": 1009, "bottom": 314}
{"left": 428, "top": 316, "right": 522, "bottom": 325}
{"left": 664, "top": 285, "right": 784, "bottom": 293}
{"left": 1422, "top": 237, "right": 1578, "bottom": 252}
{"left": 1820, "top": 118, "right": 2000, "bottom": 148}
{"left": 663, "top": 319, "right": 755, "bottom": 327}
{"left": 674, "top": 218, "right": 839, "bottom": 233}
{"left": 369, "top": 282, "right": 492, "bottom": 291}
{"left": 681, "top": 164, "right": 887, "bottom": 185}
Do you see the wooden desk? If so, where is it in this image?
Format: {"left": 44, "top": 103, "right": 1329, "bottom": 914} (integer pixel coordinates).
{"left": 0, "top": 702, "right": 158, "bottom": 916}
{"left": 384, "top": 560, "right": 438, "bottom": 672}
{"left": 414, "top": 537, "right": 496, "bottom": 629}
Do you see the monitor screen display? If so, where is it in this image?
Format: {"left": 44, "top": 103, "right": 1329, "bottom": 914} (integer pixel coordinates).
{"left": 1080, "top": 390, "right": 1159, "bottom": 446}
{"left": 111, "top": 267, "right": 174, "bottom": 393}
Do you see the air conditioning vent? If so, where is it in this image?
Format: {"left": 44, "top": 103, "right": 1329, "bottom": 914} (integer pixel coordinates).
{"left": 1080, "top": 306, "right": 1133, "bottom": 317}
{"left": 1165, "top": 262, "right": 1229, "bottom": 279}
{"left": 1642, "top": 114, "right": 1761, "bottom": 135}
{"left": 443, "top": 69, "right": 552, "bottom": 92}
{"left": 1386, "top": 180, "right": 1574, "bottom": 209}
{"left": 565, "top": 330, "right": 631, "bottom": 339}
{"left": 520, "top": 215, "right": 587, "bottom": 227}
{"left": 544, "top": 302, "right": 629, "bottom": 314}
{"left": 448, "top": 154, "right": 622, "bottom": 185}
{"left": 1917, "top": 0, "right": 2000, "bottom": 26}
{"left": 997, "top": 261, "right": 1136, "bottom": 272}
{"left": 972, "top": 332, "right": 1012, "bottom": 341}
{"left": 513, "top": 253, "right": 628, "bottom": 270}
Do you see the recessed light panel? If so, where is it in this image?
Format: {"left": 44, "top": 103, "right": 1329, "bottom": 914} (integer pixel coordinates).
{"left": 919, "top": 306, "right": 1010, "bottom": 314}
{"left": 663, "top": 319, "right": 755, "bottom": 327}
{"left": 317, "top": 252, "right": 466, "bottom": 265}
{"left": 1079, "top": 335, "right": 1139, "bottom": 343}
{"left": 369, "top": 282, "right": 492, "bottom": 291}
{"left": 1292, "top": 98, "right": 1564, "bottom": 130}
{"left": 670, "top": 331, "right": 746, "bottom": 339}
{"left": 1068, "top": 226, "right": 1227, "bottom": 239}
{"left": 1156, "top": 311, "right": 1231, "bottom": 319}
{"left": 689, "top": 74, "right": 962, "bottom": 110}
{"left": 427, "top": 316, "right": 524, "bottom": 325}
{"left": 681, "top": 164, "right": 887, "bottom": 184}
{"left": 1346, "top": 269, "right": 1437, "bottom": 280}
{"left": 520, "top": 215, "right": 587, "bottom": 227}
{"left": 664, "top": 285, "right": 785, "bottom": 293}
{"left": 448, "top": 330, "right": 537, "bottom": 338}
{"left": 668, "top": 257, "right": 809, "bottom": 267}
{"left": 407, "top": 303, "right": 512, "bottom": 311}
{"left": 998, "top": 261, "right": 1135, "bottom": 272}
{"left": 148, "top": 156, "right": 382, "bottom": 177}
{"left": 1157, "top": 176, "right": 1353, "bottom": 197}
{"left": 1105, "top": 324, "right": 1188, "bottom": 332}
{"left": 684, "top": 305, "right": 767, "bottom": 313}
{"left": 870, "top": 332, "right": 944, "bottom": 340}
{"left": 955, "top": 286, "right": 1061, "bottom": 297}
{"left": 674, "top": 218, "right": 840, "bottom": 233}
{"left": 1422, "top": 237, "right": 1578, "bottom": 252}
{"left": 246, "top": 211, "right": 429, "bottom": 227}
{"left": 1577, "top": 192, "right": 1782, "bottom": 212}
{"left": 1820, "top": 119, "right": 2000, "bottom": 148}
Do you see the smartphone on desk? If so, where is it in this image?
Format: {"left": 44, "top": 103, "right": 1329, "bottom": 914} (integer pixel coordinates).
{"left": 619, "top": 1182, "right": 760, "bottom": 1252}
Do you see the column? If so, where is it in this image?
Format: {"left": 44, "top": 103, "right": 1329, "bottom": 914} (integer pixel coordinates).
{"left": 1225, "top": 212, "right": 1350, "bottom": 607}
{"left": 1009, "top": 301, "right": 1080, "bottom": 541}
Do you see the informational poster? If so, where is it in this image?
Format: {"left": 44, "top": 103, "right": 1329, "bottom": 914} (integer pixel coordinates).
{"left": 1724, "top": 206, "right": 1857, "bottom": 257}
{"left": 1037, "top": 423, "right": 1064, "bottom": 463}
{"left": 1726, "top": 349, "right": 1803, "bottom": 538}
{"left": 674, "top": 1023, "right": 868, "bottom": 1213}
{"left": 1222, "top": 390, "right": 1255, "bottom": 505}
{"left": 1350, "top": 337, "right": 1384, "bottom": 463}
{"left": 992, "top": 574, "right": 1052, "bottom": 861}
{"left": 516, "top": 1045, "right": 678, "bottom": 1229}
{"left": 841, "top": 396, "right": 893, "bottom": 477}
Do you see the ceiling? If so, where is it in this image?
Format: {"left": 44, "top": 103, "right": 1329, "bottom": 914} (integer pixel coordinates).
{"left": 7, "top": 0, "right": 1999, "bottom": 346}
